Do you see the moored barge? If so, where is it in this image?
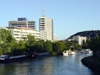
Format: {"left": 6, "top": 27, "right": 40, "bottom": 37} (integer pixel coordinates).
{"left": 29, "top": 52, "right": 51, "bottom": 58}
{"left": 0, "top": 55, "right": 27, "bottom": 63}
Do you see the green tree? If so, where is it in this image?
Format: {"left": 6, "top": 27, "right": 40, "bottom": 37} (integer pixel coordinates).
{"left": 13, "top": 40, "right": 26, "bottom": 55}
{"left": 53, "top": 41, "right": 64, "bottom": 54}
{"left": 25, "top": 34, "right": 36, "bottom": 47}
{"left": 65, "top": 43, "right": 71, "bottom": 50}
{"left": 44, "top": 40, "right": 52, "bottom": 52}
{"left": 89, "top": 38, "right": 100, "bottom": 57}
{"left": 11, "top": 40, "right": 18, "bottom": 55}
{"left": 74, "top": 44, "right": 82, "bottom": 51}
{"left": 34, "top": 40, "right": 44, "bottom": 53}
{"left": 82, "top": 40, "right": 87, "bottom": 47}
{"left": 73, "top": 40, "right": 78, "bottom": 45}
{"left": 96, "top": 34, "right": 99, "bottom": 39}
{"left": 69, "top": 42, "right": 72, "bottom": 46}
{"left": 86, "top": 38, "right": 90, "bottom": 47}
{"left": 0, "top": 47, "right": 2, "bottom": 55}
{"left": 18, "top": 40, "right": 26, "bottom": 51}
{"left": 60, "top": 42, "right": 67, "bottom": 50}
{"left": 0, "top": 28, "right": 15, "bottom": 55}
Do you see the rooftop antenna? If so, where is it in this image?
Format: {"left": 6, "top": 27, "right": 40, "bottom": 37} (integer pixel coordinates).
{"left": 41, "top": 10, "right": 45, "bottom": 16}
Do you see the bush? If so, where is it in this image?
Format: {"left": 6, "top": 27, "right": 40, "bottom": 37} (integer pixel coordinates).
{"left": 51, "top": 52, "right": 57, "bottom": 56}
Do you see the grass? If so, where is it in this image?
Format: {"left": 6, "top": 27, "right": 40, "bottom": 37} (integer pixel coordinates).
{"left": 92, "top": 57, "right": 100, "bottom": 62}
{"left": 81, "top": 56, "right": 100, "bottom": 72}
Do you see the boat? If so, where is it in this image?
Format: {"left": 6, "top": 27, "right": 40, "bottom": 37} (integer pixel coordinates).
{"left": 63, "top": 51, "right": 68, "bottom": 56}
{"left": 88, "top": 50, "right": 93, "bottom": 54}
{"left": 29, "top": 52, "right": 51, "bottom": 58}
{"left": 0, "top": 55, "right": 27, "bottom": 63}
{"left": 81, "top": 49, "right": 93, "bottom": 54}
{"left": 68, "top": 51, "right": 75, "bottom": 55}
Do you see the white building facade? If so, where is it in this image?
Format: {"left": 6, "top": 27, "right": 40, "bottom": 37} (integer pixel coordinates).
{"left": 72, "top": 35, "right": 87, "bottom": 45}
{"left": 7, "top": 26, "right": 40, "bottom": 42}
{"left": 39, "top": 30, "right": 47, "bottom": 41}
{"left": 39, "top": 16, "right": 53, "bottom": 41}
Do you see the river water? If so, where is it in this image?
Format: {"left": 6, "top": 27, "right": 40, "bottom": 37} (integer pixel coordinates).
{"left": 0, "top": 53, "right": 99, "bottom": 75}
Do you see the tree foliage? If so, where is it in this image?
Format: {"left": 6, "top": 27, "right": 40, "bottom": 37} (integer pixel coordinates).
{"left": 82, "top": 40, "right": 87, "bottom": 47}
{"left": 53, "top": 41, "right": 67, "bottom": 54}
{"left": 89, "top": 37, "right": 100, "bottom": 57}
{"left": 12, "top": 40, "right": 26, "bottom": 55}
{"left": 25, "top": 34, "right": 36, "bottom": 47}
{"left": 90, "top": 38, "right": 100, "bottom": 52}
{"left": 44, "top": 40, "right": 52, "bottom": 52}
{"left": 0, "top": 28, "right": 14, "bottom": 55}
{"left": 74, "top": 44, "right": 82, "bottom": 51}
{"left": 0, "top": 28, "right": 27, "bottom": 56}
{"left": 0, "top": 28, "right": 73, "bottom": 56}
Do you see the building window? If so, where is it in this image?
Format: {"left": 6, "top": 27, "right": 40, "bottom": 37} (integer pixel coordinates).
{"left": 40, "top": 23, "right": 45, "bottom": 24}
{"left": 28, "top": 22, "right": 35, "bottom": 23}
{"left": 12, "top": 24, "right": 17, "bottom": 25}
{"left": 18, "top": 26, "right": 21, "bottom": 27}
{"left": 28, "top": 24, "right": 35, "bottom": 25}
{"left": 29, "top": 26, "right": 34, "bottom": 27}
{"left": 41, "top": 18, "right": 44, "bottom": 20}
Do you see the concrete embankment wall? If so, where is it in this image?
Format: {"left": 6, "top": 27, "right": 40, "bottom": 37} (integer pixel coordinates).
{"left": 81, "top": 56, "right": 100, "bottom": 72}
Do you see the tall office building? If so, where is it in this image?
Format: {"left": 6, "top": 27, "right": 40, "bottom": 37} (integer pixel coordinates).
{"left": 9, "top": 18, "right": 36, "bottom": 30}
{"left": 39, "top": 16, "right": 53, "bottom": 41}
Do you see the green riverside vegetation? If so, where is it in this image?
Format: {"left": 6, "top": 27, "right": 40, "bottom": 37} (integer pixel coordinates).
{"left": 81, "top": 34, "right": 100, "bottom": 71}
{"left": 0, "top": 28, "right": 85, "bottom": 56}
{"left": 0, "top": 28, "right": 73, "bottom": 56}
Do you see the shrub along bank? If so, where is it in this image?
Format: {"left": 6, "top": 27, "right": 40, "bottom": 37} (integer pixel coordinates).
{"left": 81, "top": 56, "right": 100, "bottom": 72}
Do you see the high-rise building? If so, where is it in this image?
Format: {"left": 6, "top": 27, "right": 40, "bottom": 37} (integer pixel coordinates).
{"left": 39, "top": 16, "right": 53, "bottom": 41}
{"left": 9, "top": 18, "right": 36, "bottom": 30}
{"left": 39, "top": 30, "right": 47, "bottom": 41}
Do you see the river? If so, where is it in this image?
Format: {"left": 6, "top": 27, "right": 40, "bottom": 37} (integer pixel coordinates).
{"left": 0, "top": 53, "right": 99, "bottom": 75}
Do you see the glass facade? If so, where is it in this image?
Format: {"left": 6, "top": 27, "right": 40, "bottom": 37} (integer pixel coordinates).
{"left": 11, "top": 24, "right": 26, "bottom": 25}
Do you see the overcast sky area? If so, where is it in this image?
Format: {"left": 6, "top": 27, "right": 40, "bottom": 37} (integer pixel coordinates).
{"left": 0, "top": 0, "right": 100, "bottom": 40}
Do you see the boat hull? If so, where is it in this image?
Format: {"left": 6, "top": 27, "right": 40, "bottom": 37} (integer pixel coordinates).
{"left": 0, "top": 55, "right": 27, "bottom": 63}
{"left": 63, "top": 53, "right": 68, "bottom": 56}
{"left": 30, "top": 52, "right": 51, "bottom": 58}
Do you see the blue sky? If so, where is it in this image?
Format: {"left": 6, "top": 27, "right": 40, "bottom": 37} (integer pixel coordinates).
{"left": 0, "top": 0, "right": 100, "bottom": 40}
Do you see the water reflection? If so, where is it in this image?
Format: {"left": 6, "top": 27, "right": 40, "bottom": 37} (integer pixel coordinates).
{"left": 40, "top": 64, "right": 54, "bottom": 75}
{"left": 0, "top": 54, "right": 99, "bottom": 75}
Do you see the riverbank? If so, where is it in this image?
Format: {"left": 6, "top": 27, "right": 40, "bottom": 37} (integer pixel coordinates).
{"left": 81, "top": 56, "right": 100, "bottom": 72}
